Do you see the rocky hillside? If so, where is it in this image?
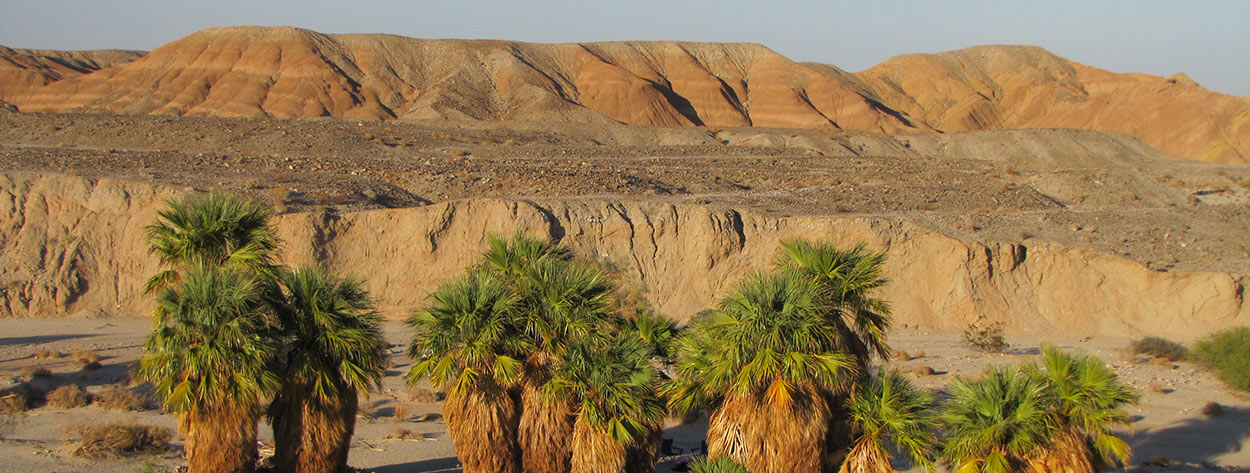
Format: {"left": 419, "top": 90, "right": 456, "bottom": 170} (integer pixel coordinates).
{"left": 0, "top": 172, "right": 1243, "bottom": 340}
{"left": 2, "top": 26, "right": 1247, "bottom": 163}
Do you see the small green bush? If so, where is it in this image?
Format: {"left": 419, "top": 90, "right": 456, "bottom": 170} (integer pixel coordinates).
{"left": 690, "top": 457, "right": 751, "bottom": 473}
{"left": 1131, "top": 337, "right": 1188, "bottom": 361}
{"left": 1190, "top": 327, "right": 1250, "bottom": 392}
{"left": 962, "top": 315, "right": 1009, "bottom": 353}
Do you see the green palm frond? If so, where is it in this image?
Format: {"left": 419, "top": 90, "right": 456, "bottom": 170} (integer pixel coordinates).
{"left": 135, "top": 265, "right": 280, "bottom": 413}
{"left": 144, "top": 192, "right": 279, "bottom": 293}
{"left": 628, "top": 311, "right": 678, "bottom": 360}
{"left": 273, "top": 266, "right": 387, "bottom": 403}
{"left": 774, "top": 239, "right": 892, "bottom": 362}
{"left": 515, "top": 257, "right": 617, "bottom": 358}
{"left": 667, "top": 272, "right": 856, "bottom": 412}
{"left": 406, "top": 271, "right": 529, "bottom": 395}
{"left": 1034, "top": 346, "right": 1139, "bottom": 466}
{"left": 846, "top": 367, "right": 938, "bottom": 471}
{"left": 939, "top": 366, "right": 1054, "bottom": 472}
{"left": 544, "top": 332, "right": 665, "bottom": 443}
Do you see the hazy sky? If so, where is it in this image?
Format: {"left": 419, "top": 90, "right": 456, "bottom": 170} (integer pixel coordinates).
{"left": 2, "top": 0, "right": 1247, "bottom": 97}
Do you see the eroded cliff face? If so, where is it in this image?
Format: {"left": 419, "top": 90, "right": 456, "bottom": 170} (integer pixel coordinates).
{"left": 1, "top": 172, "right": 1244, "bottom": 340}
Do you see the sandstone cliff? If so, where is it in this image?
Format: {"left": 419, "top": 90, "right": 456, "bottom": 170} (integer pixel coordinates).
{"left": 1, "top": 172, "right": 1243, "bottom": 340}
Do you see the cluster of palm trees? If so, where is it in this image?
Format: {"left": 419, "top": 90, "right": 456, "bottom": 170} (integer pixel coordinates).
{"left": 135, "top": 193, "right": 386, "bottom": 473}
{"left": 134, "top": 192, "right": 1140, "bottom": 473}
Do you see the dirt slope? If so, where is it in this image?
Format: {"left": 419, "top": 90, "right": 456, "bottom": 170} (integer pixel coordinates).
{"left": 0, "top": 46, "right": 143, "bottom": 103}
{"left": 856, "top": 45, "right": 1250, "bottom": 164}
{"left": 9, "top": 26, "right": 918, "bottom": 132}
{"left": 0, "top": 171, "right": 1243, "bottom": 340}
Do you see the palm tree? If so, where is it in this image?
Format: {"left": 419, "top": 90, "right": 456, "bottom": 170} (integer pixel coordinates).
{"left": 774, "top": 240, "right": 895, "bottom": 461}
{"left": 144, "top": 192, "right": 279, "bottom": 293}
{"left": 1030, "top": 346, "right": 1138, "bottom": 473}
{"left": 544, "top": 333, "right": 666, "bottom": 473}
{"left": 667, "top": 272, "right": 856, "bottom": 473}
{"left": 269, "top": 266, "right": 387, "bottom": 473}
{"left": 840, "top": 368, "right": 936, "bottom": 473}
{"left": 940, "top": 366, "right": 1053, "bottom": 473}
{"left": 478, "top": 234, "right": 617, "bottom": 473}
{"left": 512, "top": 257, "right": 617, "bottom": 473}
{"left": 135, "top": 266, "right": 279, "bottom": 473}
{"left": 407, "top": 271, "right": 529, "bottom": 473}
{"left": 773, "top": 239, "right": 893, "bottom": 365}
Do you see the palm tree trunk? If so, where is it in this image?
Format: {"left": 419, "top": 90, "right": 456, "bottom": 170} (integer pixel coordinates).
{"left": 183, "top": 402, "right": 261, "bottom": 473}
{"left": 272, "top": 383, "right": 358, "bottom": 473}
{"left": 445, "top": 380, "right": 522, "bottom": 473}
{"left": 837, "top": 439, "right": 896, "bottom": 473}
{"left": 519, "top": 366, "right": 575, "bottom": 473}
{"left": 570, "top": 418, "right": 627, "bottom": 473}
{"left": 622, "top": 425, "right": 662, "bottom": 473}
{"left": 708, "top": 395, "right": 831, "bottom": 473}
{"left": 1033, "top": 429, "right": 1095, "bottom": 473}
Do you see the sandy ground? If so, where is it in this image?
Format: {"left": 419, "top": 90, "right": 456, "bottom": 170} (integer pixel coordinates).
{"left": 2, "top": 317, "right": 1248, "bottom": 472}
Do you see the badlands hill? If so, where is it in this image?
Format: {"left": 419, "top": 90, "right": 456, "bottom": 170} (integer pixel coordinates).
{"left": 0, "top": 46, "right": 143, "bottom": 102}
{"left": 2, "top": 26, "right": 1247, "bottom": 163}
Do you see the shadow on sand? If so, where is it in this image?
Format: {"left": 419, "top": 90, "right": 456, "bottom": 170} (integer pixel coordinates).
{"left": 368, "top": 457, "right": 461, "bottom": 473}
{"left": 1125, "top": 405, "right": 1250, "bottom": 467}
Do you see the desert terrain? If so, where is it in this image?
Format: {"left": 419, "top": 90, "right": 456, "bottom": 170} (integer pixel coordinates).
{"left": 1, "top": 25, "right": 1249, "bottom": 472}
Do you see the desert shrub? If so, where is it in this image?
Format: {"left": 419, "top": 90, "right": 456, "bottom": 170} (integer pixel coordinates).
{"left": 4, "top": 382, "right": 46, "bottom": 404}
{"left": 94, "top": 385, "right": 149, "bottom": 411}
{"left": 392, "top": 403, "right": 410, "bottom": 422}
{"left": 1190, "top": 327, "right": 1250, "bottom": 392}
{"left": 0, "top": 393, "right": 27, "bottom": 415}
{"left": 46, "top": 384, "right": 91, "bottom": 408}
{"left": 408, "top": 387, "right": 444, "bottom": 403}
{"left": 20, "top": 366, "right": 52, "bottom": 380}
{"left": 1131, "top": 337, "right": 1188, "bottom": 361}
{"left": 690, "top": 457, "right": 751, "bottom": 473}
{"left": 74, "top": 423, "right": 173, "bottom": 458}
{"left": 34, "top": 348, "right": 64, "bottom": 359}
{"left": 1201, "top": 401, "right": 1224, "bottom": 417}
{"left": 962, "top": 315, "right": 1009, "bottom": 353}
{"left": 81, "top": 361, "right": 103, "bottom": 371}
{"left": 73, "top": 350, "right": 101, "bottom": 364}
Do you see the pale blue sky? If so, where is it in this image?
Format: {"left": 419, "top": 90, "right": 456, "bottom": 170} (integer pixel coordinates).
{"left": 1, "top": 0, "right": 1246, "bottom": 96}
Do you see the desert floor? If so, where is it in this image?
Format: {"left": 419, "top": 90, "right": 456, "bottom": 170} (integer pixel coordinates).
{"left": 2, "top": 316, "right": 1247, "bottom": 473}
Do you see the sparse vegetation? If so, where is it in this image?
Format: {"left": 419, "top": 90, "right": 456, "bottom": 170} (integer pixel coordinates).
{"left": 393, "top": 403, "right": 410, "bottom": 422}
{"left": 74, "top": 423, "right": 173, "bottom": 459}
{"left": 46, "top": 384, "right": 91, "bottom": 408}
{"left": 0, "top": 392, "right": 28, "bottom": 415}
{"left": 35, "top": 348, "right": 65, "bottom": 359}
{"left": 1189, "top": 326, "right": 1250, "bottom": 392}
{"left": 73, "top": 349, "right": 101, "bottom": 364}
{"left": 1131, "top": 336, "right": 1188, "bottom": 361}
{"left": 20, "top": 366, "right": 52, "bottom": 380}
{"left": 93, "top": 384, "right": 149, "bottom": 411}
{"left": 962, "top": 315, "right": 1009, "bottom": 352}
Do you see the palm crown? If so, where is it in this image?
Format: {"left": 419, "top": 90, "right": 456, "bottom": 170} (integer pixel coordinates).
{"left": 844, "top": 367, "right": 937, "bottom": 472}
{"left": 136, "top": 265, "right": 280, "bottom": 413}
{"left": 1033, "top": 346, "right": 1139, "bottom": 467}
{"left": 144, "top": 192, "right": 279, "bottom": 293}
{"left": 774, "top": 239, "right": 892, "bottom": 362}
{"left": 275, "top": 266, "right": 386, "bottom": 402}
{"left": 407, "top": 271, "right": 529, "bottom": 395}
{"left": 544, "top": 333, "right": 666, "bottom": 443}
{"left": 669, "top": 272, "right": 856, "bottom": 411}
{"left": 940, "top": 365, "right": 1054, "bottom": 473}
